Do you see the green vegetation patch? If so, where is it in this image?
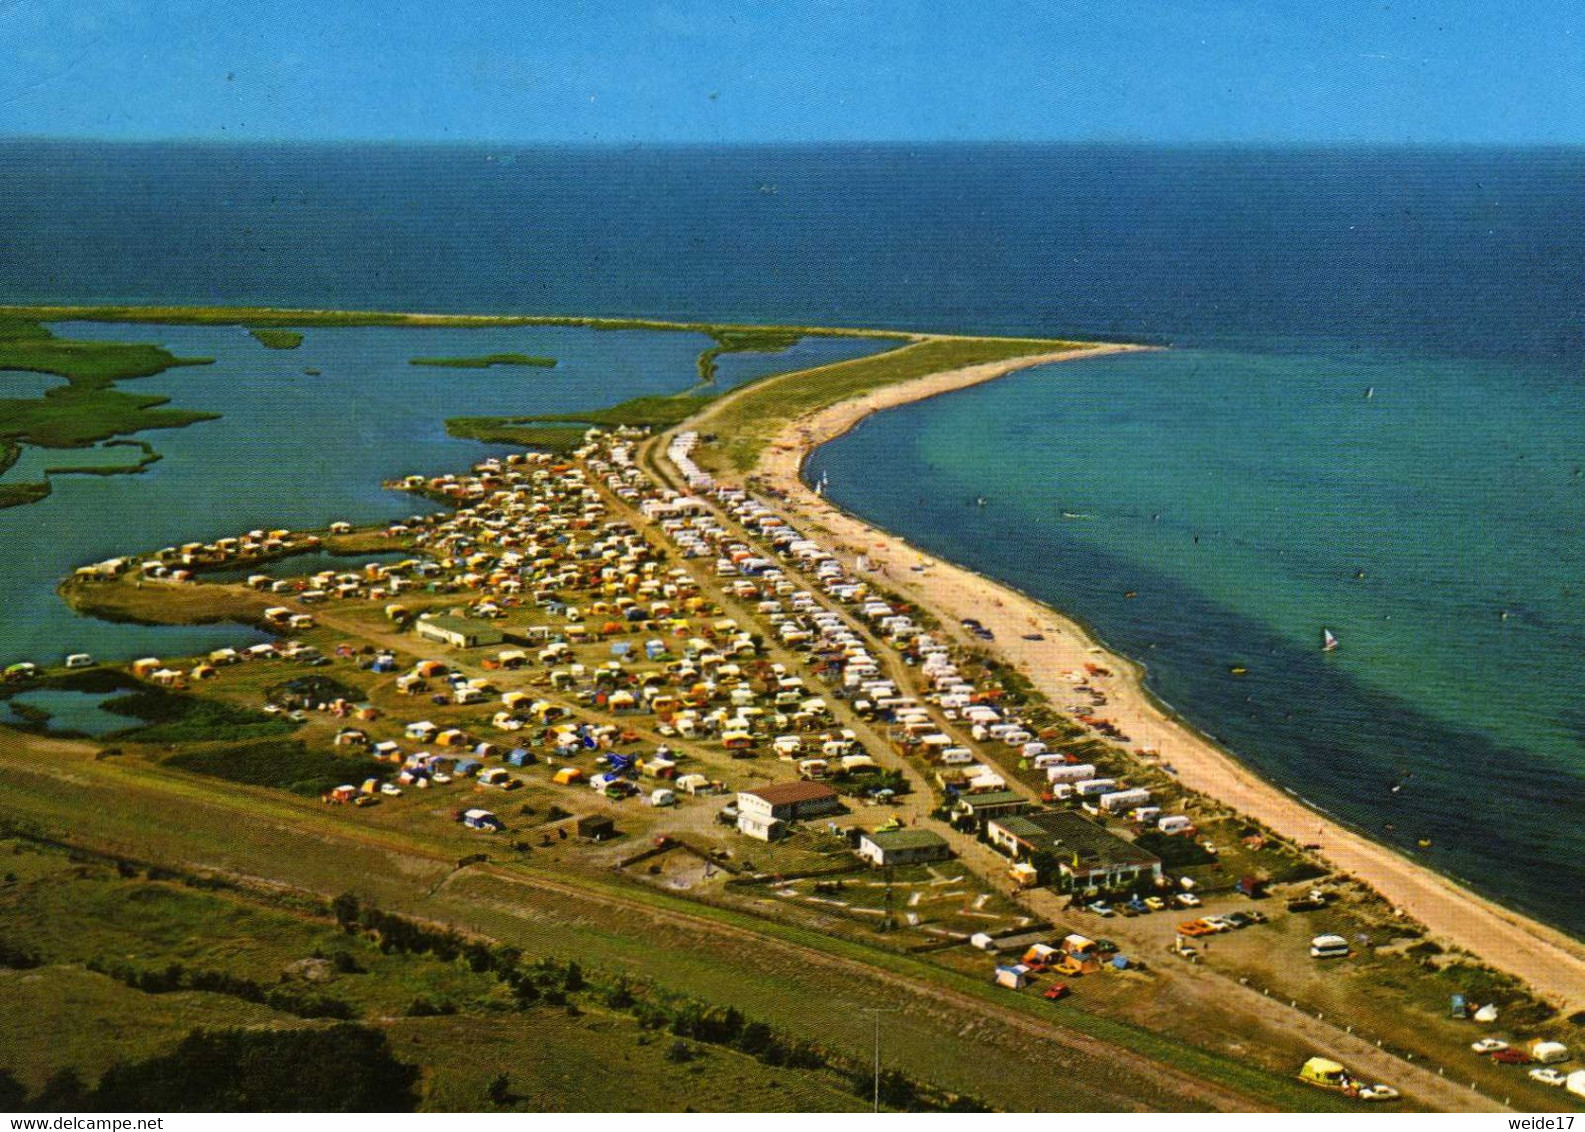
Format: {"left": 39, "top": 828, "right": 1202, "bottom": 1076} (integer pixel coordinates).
{"left": 101, "top": 686, "right": 297, "bottom": 744}
{"left": 0, "top": 319, "right": 217, "bottom": 509}
{"left": 164, "top": 738, "right": 381, "bottom": 796}
{"left": 697, "top": 327, "right": 803, "bottom": 383}
{"left": 410, "top": 353, "right": 556, "bottom": 369}
{"left": 248, "top": 328, "right": 304, "bottom": 349}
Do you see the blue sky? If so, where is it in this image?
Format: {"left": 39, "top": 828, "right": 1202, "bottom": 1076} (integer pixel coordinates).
{"left": 2, "top": 0, "right": 1580, "bottom": 143}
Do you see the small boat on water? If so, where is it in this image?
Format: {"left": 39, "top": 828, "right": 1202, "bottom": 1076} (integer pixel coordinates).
{"left": 815, "top": 472, "right": 828, "bottom": 498}
{"left": 1365, "top": 386, "right": 1375, "bottom": 399}
{"left": 1321, "top": 629, "right": 1339, "bottom": 652}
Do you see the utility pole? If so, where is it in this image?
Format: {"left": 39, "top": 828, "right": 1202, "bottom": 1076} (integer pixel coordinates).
{"left": 858, "top": 1006, "right": 898, "bottom": 1112}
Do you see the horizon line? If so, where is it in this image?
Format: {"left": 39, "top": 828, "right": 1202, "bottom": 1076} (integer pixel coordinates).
{"left": 4, "top": 134, "right": 1585, "bottom": 150}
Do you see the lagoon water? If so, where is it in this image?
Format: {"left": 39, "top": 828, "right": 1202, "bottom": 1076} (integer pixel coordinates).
{"left": 1, "top": 141, "right": 1583, "bottom": 932}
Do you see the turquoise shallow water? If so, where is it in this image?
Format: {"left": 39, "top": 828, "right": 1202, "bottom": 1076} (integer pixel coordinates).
{"left": 808, "top": 346, "right": 1585, "bottom": 933}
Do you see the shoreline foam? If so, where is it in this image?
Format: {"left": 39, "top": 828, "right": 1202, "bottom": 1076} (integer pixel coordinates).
{"left": 703, "top": 343, "right": 1585, "bottom": 1009}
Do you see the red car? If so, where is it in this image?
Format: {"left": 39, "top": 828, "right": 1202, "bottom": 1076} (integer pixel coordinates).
{"left": 1490, "top": 1049, "right": 1532, "bottom": 1065}
{"left": 1043, "top": 983, "right": 1071, "bottom": 1001}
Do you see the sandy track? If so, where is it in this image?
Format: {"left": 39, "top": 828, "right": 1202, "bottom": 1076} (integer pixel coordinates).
{"left": 716, "top": 345, "right": 1585, "bottom": 1011}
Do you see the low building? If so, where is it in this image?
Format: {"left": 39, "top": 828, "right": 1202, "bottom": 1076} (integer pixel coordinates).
{"left": 951, "top": 789, "right": 1031, "bottom": 827}
{"left": 987, "top": 810, "right": 1162, "bottom": 892}
{"left": 577, "top": 814, "right": 617, "bottom": 841}
{"left": 857, "top": 828, "right": 951, "bottom": 867}
{"left": 736, "top": 780, "right": 840, "bottom": 841}
{"left": 415, "top": 615, "right": 504, "bottom": 650}
{"left": 736, "top": 810, "right": 786, "bottom": 842}
{"left": 738, "top": 781, "right": 841, "bottom": 823}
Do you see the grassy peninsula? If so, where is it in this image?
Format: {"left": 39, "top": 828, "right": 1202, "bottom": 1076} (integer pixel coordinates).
{"left": 696, "top": 327, "right": 803, "bottom": 383}
{"left": 409, "top": 354, "right": 556, "bottom": 369}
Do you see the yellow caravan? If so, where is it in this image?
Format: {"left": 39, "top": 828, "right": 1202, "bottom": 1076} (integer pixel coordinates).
{"left": 1298, "top": 1057, "right": 1354, "bottom": 1092}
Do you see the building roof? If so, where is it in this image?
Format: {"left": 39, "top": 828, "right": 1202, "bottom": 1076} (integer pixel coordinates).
{"left": 745, "top": 780, "right": 839, "bottom": 806}
{"left": 956, "top": 789, "right": 1028, "bottom": 810}
{"left": 862, "top": 829, "right": 949, "bottom": 852}
{"left": 993, "top": 810, "right": 1160, "bottom": 870}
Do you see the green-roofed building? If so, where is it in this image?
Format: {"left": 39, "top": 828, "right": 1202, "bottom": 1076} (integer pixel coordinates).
{"left": 857, "top": 828, "right": 952, "bottom": 867}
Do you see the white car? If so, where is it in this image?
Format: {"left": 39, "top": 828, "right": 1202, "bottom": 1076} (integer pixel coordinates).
{"left": 431, "top": 772, "right": 452, "bottom": 785}
{"left": 1175, "top": 892, "right": 1202, "bottom": 908}
{"left": 380, "top": 782, "right": 403, "bottom": 796}
{"left": 1202, "top": 915, "right": 1236, "bottom": 932}
{"left": 1470, "top": 1038, "right": 1510, "bottom": 1054}
{"left": 1358, "top": 1085, "right": 1399, "bottom": 1102}
{"left": 1528, "top": 1068, "right": 1567, "bottom": 1087}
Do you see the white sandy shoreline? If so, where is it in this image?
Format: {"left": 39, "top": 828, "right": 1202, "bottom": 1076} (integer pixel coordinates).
{"left": 717, "top": 343, "right": 1585, "bottom": 1010}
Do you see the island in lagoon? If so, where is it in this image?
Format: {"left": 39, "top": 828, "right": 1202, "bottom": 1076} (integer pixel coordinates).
{"left": 1, "top": 306, "right": 1581, "bottom": 1113}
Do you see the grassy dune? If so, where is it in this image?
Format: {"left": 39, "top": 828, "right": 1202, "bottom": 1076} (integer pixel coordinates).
{"left": 693, "top": 335, "right": 1083, "bottom": 470}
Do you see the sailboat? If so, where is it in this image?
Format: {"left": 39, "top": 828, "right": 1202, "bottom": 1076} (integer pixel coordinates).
{"left": 1365, "top": 387, "right": 1375, "bottom": 400}
{"left": 1321, "top": 628, "right": 1339, "bottom": 652}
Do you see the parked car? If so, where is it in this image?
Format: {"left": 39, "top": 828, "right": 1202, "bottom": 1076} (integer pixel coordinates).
{"left": 1359, "top": 1085, "right": 1400, "bottom": 1102}
{"left": 1471, "top": 1039, "right": 1510, "bottom": 1054}
{"left": 1042, "top": 983, "right": 1071, "bottom": 1001}
{"left": 1528, "top": 1068, "right": 1567, "bottom": 1087}
{"left": 1491, "top": 1049, "right": 1532, "bottom": 1065}
{"left": 379, "top": 782, "right": 402, "bottom": 796}
{"left": 1143, "top": 896, "right": 1166, "bottom": 912}
{"left": 1175, "top": 892, "right": 1202, "bottom": 908}
{"left": 1087, "top": 902, "right": 1115, "bottom": 918}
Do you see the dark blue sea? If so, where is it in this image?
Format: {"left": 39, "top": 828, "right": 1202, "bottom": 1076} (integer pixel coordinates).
{"left": 2, "top": 141, "right": 1583, "bottom": 934}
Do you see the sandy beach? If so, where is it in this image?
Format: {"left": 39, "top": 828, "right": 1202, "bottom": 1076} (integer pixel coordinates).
{"left": 711, "top": 343, "right": 1585, "bottom": 1010}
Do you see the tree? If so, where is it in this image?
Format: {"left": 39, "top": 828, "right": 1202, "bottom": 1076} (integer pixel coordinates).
{"left": 331, "top": 891, "right": 361, "bottom": 930}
